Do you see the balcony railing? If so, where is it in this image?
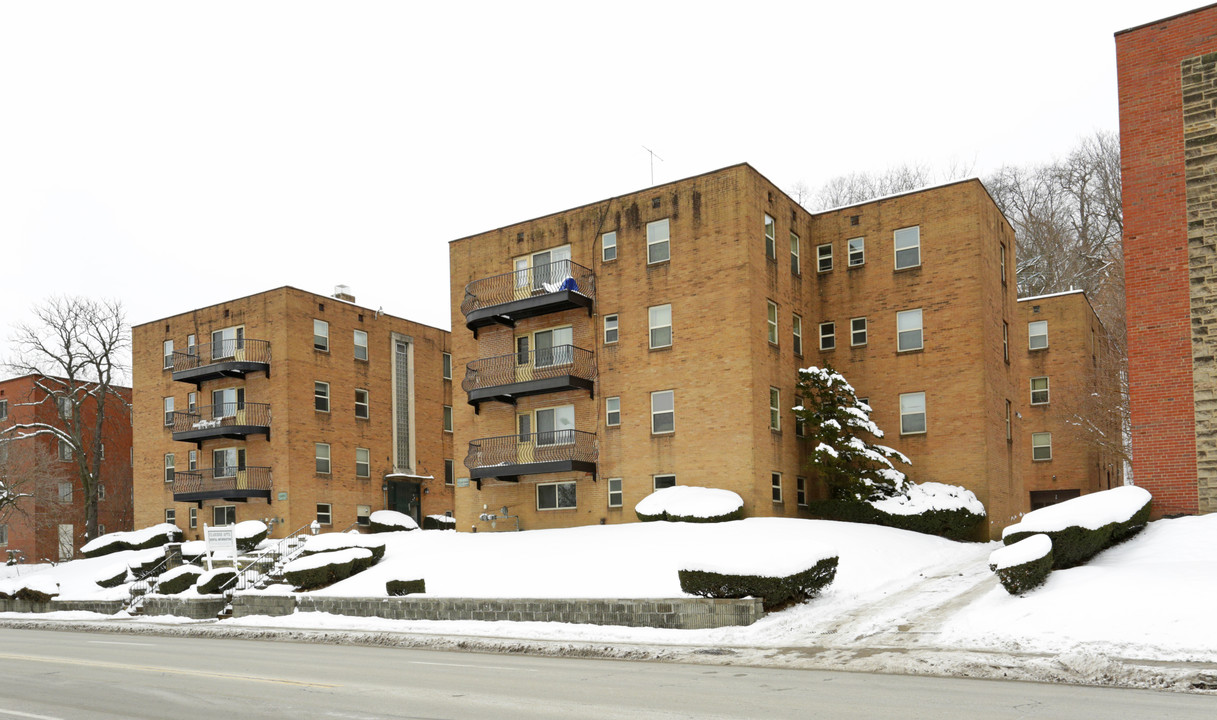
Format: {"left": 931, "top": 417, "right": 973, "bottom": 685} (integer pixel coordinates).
{"left": 460, "top": 259, "right": 595, "bottom": 333}
{"left": 465, "top": 429, "right": 598, "bottom": 481}
{"left": 171, "top": 402, "right": 272, "bottom": 444}
{"left": 171, "top": 339, "right": 271, "bottom": 386}
{"left": 173, "top": 466, "right": 273, "bottom": 503}
{"left": 463, "top": 345, "right": 596, "bottom": 409}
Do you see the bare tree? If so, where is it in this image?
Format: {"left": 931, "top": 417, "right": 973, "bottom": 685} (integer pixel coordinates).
{"left": 0, "top": 436, "right": 70, "bottom": 526}
{"left": 805, "top": 161, "right": 973, "bottom": 211}
{"left": 2, "top": 297, "right": 130, "bottom": 540}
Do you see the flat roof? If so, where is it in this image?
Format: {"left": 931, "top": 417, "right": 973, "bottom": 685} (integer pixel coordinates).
{"left": 1115, "top": 3, "right": 1217, "bottom": 36}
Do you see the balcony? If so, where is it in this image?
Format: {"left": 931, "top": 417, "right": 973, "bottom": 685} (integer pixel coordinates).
{"left": 465, "top": 430, "right": 597, "bottom": 483}
{"left": 172, "top": 466, "right": 273, "bottom": 504}
{"left": 461, "top": 259, "right": 595, "bottom": 335}
{"left": 463, "top": 345, "right": 596, "bottom": 411}
{"left": 171, "top": 402, "right": 272, "bottom": 445}
{"left": 171, "top": 339, "right": 271, "bottom": 387}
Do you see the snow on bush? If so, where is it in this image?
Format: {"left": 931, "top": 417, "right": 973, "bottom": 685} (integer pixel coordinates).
{"left": 283, "top": 547, "right": 375, "bottom": 590}
{"left": 1002, "top": 486, "right": 1153, "bottom": 569}
{"left": 127, "top": 548, "right": 169, "bottom": 579}
{"left": 81, "top": 523, "right": 183, "bottom": 558}
{"left": 196, "top": 567, "right": 238, "bottom": 595}
{"left": 678, "top": 552, "right": 839, "bottom": 611}
{"left": 423, "top": 514, "right": 456, "bottom": 530}
{"left": 94, "top": 564, "right": 129, "bottom": 589}
{"left": 369, "top": 510, "right": 419, "bottom": 533}
{"left": 10, "top": 576, "right": 60, "bottom": 603}
{"left": 300, "top": 533, "right": 387, "bottom": 561}
{"left": 814, "top": 481, "right": 987, "bottom": 541}
{"left": 635, "top": 486, "right": 744, "bottom": 523}
{"left": 156, "top": 564, "right": 204, "bottom": 595}
{"left": 989, "top": 534, "right": 1054, "bottom": 595}
{"left": 234, "top": 520, "right": 269, "bottom": 552}
{"left": 871, "top": 482, "right": 985, "bottom": 516}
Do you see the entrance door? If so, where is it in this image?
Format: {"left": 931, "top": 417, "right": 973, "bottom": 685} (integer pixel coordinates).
{"left": 387, "top": 481, "right": 421, "bottom": 526}
{"left": 515, "top": 336, "right": 532, "bottom": 383}
{"left": 58, "top": 524, "right": 74, "bottom": 561}
{"left": 517, "top": 413, "right": 534, "bottom": 463}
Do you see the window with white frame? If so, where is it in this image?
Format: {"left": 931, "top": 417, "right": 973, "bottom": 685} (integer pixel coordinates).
{"left": 317, "top": 503, "right": 332, "bottom": 526}
{"left": 189, "top": 507, "right": 197, "bottom": 529}
{"left": 649, "top": 304, "right": 672, "bottom": 349}
{"left": 608, "top": 478, "right": 623, "bottom": 508}
{"left": 355, "top": 447, "right": 370, "bottom": 478}
{"left": 653, "top": 474, "right": 676, "bottom": 490}
{"left": 354, "top": 329, "right": 368, "bottom": 361}
{"left": 213, "top": 447, "right": 244, "bottom": 477}
{"left": 164, "top": 453, "right": 175, "bottom": 483}
{"left": 795, "top": 394, "right": 806, "bottom": 437}
{"left": 357, "top": 505, "right": 371, "bottom": 526}
{"left": 792, "top": 314, "right": 803, "bottom": 355}
{"left": 314, "top": 319, "right": 329, "bottom": 352}
{"left": 0, "top": 524, "right": 8, "bottom": 545}
{"left": 1032, "top": 432, "right": 1052, "bottom": 461}
{"left": 165, "top": 508, "right": 175, "bottom": 524}
{"left": 767, "top": 301, "right": 778, "bottom": 344}
{"left": 771, "top": 472, "right": 782, "bottom": 503}
{"left": 897, "top": 309, "right": 923, "bottom": 352}
{"left": 1030, "top": 377, "right": 1049, "bottom": 405}
{"left": 603, "top": 314, "right": 618, "bottom": 344}
{"left": 532, "top": 405, "right": 574, "bottom": 446}
{"left": 443, "top": 405, "right": 453, "bottom": 432}
{"left": 442, "top": 352, "right": 452, "bottom": 379}
{"left": 900, "top": 392, "right": 927, "bottom": 435}
{"left": 98, "top": 484, "right": 105, "bottom": 500}
{"left": 848, "top": 237, "right": 865, "bottom": 266}
{"left": 444, "top": 459, "right": 454, "bottom": 486}
{"left": 1003, "top": 321, "right": 1010, "bottom": 362}
{"left": 790, "top": 232, "right": 801, "bottom": 274}
{"left": 315, "top": 443, "right": 331, "bottom": 474}
{"left": 819, "top": 322, "right": 836, "bottom": 351}
{"left": 1000, "top": 242, "right": 1008, "bottom": 285}
{"left": 211, "top": 326, "right": 243, "bottom": 359}
{"left": 647, "top": 218, "right": 670, "bottom": 264}
{"left": 764, "top": 214, "right": 776, "bottom": 260}
{"left": 606, "top": 396, "right": 620, "bottom": 427}
{"left": 355, "top": 388, "right": 370, "bottom": 419}
{"left": 769, "top": 387, "right": 781, "bottom": 431}
{"left": 58, "top": 481, "right": 72, "bottom": 502}
{"left": 58, "top": 439, "right": 73, "bottom": 461}
{"left": 851, "top": 317, "right": 868, "bottom": 346}
{"left": 163, "top": 340, "right": 174, "bottom": 369}
{"left": 537, "top": 481, "right": 576, "bottom": 510}
{"left": 1029, "top": 321, "right": 1048, "bottom": 350}
{"left": 797, "top": 476, "right": 807, "bottom": 506}
{"left": 651, "top": 390, "right": 674, "bottom": 434}
{"left": 817, "top": 243, "right": 833, "bottom": 272}
{"left": 187, "top": 391, "right": 197, "bottom": 412}
{"left": 894, "top": 226, "right": 921, "bottom": 269}
{"left": 187, "top": 334, "right": 196, "bottom": 356}
{"left": 188, "top": 449, "right": 197, "bottom": 471}
{"left": 314, "top": 381, "right": 330, "bottom": 412}
{"left": 1005, "top": 399, "right": 1012, "bottom": 442}
{"left": 602, "top": 231, "right": 617, "bottom": 262}
{"left": 213, "top": 505, "right": 236, "bottom": 526}
{"left": 58, "top": 396, "right": 71, "bottom": 419}
{"left": 0, "top": 399, "right": 7, "bottom": 421}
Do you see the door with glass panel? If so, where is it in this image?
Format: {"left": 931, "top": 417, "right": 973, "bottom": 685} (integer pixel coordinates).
{"left": 515, "top": 336, "right": 532, "bottom": 383}
{"left": 535, "top": 405, "right": 575, "bottom": 449}
{"left": 516, "top": 413, "right": 534, "bottom": 464}
{"left": 212, "top": 387, "right": 245, "bottom": 422}
{"left": 211, "top": 326, "right": 244, "bottom": 360}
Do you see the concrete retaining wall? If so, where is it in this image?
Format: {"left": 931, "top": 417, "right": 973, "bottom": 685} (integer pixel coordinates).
{"left": 0, "top": 598, "right": 125, "bottom": 614}
{"left": 140, "top": 596, "right": 227, "bottom": 620}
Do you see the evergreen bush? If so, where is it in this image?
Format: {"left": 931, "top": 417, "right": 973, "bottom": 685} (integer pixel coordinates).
{"left": 234, "top": 521, "right": 269, "bottom": 552}
{"left": 386, "top": 579, "right": 426, "bottom": 596}
{"left": 1003, "top": 489, "right": 1152, "bottom": 569}
{"left": 156, "top": 566, "right": 204, "bottom": 595}
{"left": 369, "top": 510, "right": 419, "bottom": 533}
{"left": 94, "top": 565, "right": 128, "bottom": 589}
{"left": 678, "top": 557, "right": 838, "bottom": 611}
{"left": 195, "top": 568, "right": 238, "bottom": 595}
{"left": 808, "top": 498, "right": 986, "bottom": 542}
{"left": 283, "top": 548, "right": 372, "bottom": 590}
{"left": 989, "top": 535, "right": 1054, "bottom": 595}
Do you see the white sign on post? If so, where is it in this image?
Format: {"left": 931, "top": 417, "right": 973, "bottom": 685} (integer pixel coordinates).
{"left": 203, "top": 524, "right": 238, "bottom": 570}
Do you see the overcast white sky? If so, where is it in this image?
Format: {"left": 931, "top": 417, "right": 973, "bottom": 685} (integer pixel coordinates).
{"left": 0, "top": 0, "right": 1201, "bottom": 359}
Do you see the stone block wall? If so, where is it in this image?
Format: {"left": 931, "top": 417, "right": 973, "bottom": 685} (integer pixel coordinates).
{"left": 141, "top": 596, "right": 227, "bottom": 620}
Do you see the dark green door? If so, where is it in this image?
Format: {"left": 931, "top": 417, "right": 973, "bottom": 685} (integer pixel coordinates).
{"left": 387, "top": 480, "right": 421, "bottom": 525}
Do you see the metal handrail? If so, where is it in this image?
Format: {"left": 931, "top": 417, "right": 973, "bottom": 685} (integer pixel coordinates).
{"left": 126, "top": 555, "right": 173, "bottom": 611}
{"left": 171, "top": 402, "right": 272, "bottom": 432}
{"left": 462, "top": 344, "right": 596, "bottom": 393}
{"left": 171, "top": 338, "right": 271, "bottom": 371}
{"left": 465, "top": 429, "right": 598, "bottom": 471}
{"left": 173, "top": 466, "right": 272, "bottom": 495}
{"left": 219, "top": 521, "right": 316, "bottom": 595}
{"left": 460, "top": 259, "right": 596, "bottom": 317}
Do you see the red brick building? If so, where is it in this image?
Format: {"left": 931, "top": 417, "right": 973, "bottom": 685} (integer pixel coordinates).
{"left": 1116, "top": 5, "right": 1217, "bottom": 516}
{"left": 0, "top": 374, "right": 134, "bottom": 561}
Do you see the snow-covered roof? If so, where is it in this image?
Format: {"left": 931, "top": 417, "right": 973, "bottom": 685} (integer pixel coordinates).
{"left": 1017, "top": 289, "right": 1086, "bottom": 303}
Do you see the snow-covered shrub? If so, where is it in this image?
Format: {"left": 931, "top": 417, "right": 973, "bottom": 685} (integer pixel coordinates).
{"left": 195, "top": 567, "right": 238, "bottom": 595}
{"left": 128, "top": 551, "right": 167, "bottom": 579}
{"left": 678, "top": 554, "right": 838, "bottom": 611}
{"left": 94, "top": 565, "right": 128, "bottom": 589}
{"left": 283, "top": 547, "right": 373, "bottom": 590}
{"left": 13, "top": 577, "right": 59, "bottom": 603}
{"left": 386, "top": 578, "right": 426, "bottom": 596}
{"left": 810, "top": 481, "right": 987, "bottom": 542}
{"left": 299, "top": 533, "right": 386, "bottom": 563}
{"left": 635, "top": 486, "right": 744, "bottom": 523}
{"left": 156, "top": 565, "right": 204, "bottom": 595}
{"left": 989, "top": 534, "right": 1053, "bottom": 595}
{"left": 179, "top": 540, "right": 207, "bottom": 564}
{"left": 81, "top": 523, "right": 183, "bottom": 558}
{"left": 234, "top": 520, "right": 269, "bottom": 552}
{"left": 369, "top": 510, "right": 419, "bottom": 533}
{"left": 423, "top": 514, "right": 455, "bottom": 530}
{"left": 1002, "top": 486, "right": 1152, "bottom": 569}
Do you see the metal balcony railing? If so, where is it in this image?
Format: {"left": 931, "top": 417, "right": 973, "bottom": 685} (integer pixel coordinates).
{"left": 172, "top": 338, "right": 271, "bottom": 372}
{"left": 462, "top": 345, "right": 596, "bottom": 394}
{"left": 173, "top": 466, "right": 273, "bottom": 498}
{"left": 460, "top": 259, "right": 596, "bottom": 318}
{"left": 465, "top": 429, "right": 598, "bottom": 477}
{"left": 171, "top": 402, "right": 272, "bottom": 434}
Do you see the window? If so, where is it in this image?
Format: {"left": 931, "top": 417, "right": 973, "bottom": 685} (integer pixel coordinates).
{"left": 606, "top": 397, "right": 620, "bottom": 427}
{"left": 100, "top": 444, "right": 105, "bottom": 461}
{"left": 213, "top": 505, "right": 236, "bottom": 526}
{"left": 797, "top": 477, "right": 808, "bottom": 506}
{"left": 211, "top": 326, "right": 244, "bottom": 359}
{"left": 443, "top": 405, "right": 453, "bottom": 432}
{"left": 530, "top": 326, "right": 573, "bottom": 367}
{"left": 537, "top": 481, "right": 576, "bottom": 510}
{"left": 530, "top": 405, "right": 575, "bottom": 446}
{"left": 187, "top": 391, "right": 197, "bottom": 412}
{"left": 603, "top": 314, "right": 618, "bottom": 344}
{"left": 792, "top": 314, "right": 803, "bottom": 355}
{"left": 653, "top": 474, "right": 676, "bottom": 490}
{"left": 314, "top": 319, "right": 329, "bottom": 352}
{"left": 651, "top": 390, "right": 674, "bottom": 434}
{"left": 897, "top": 309, "right": 923, "bottom": 352}
{"left": 0, "top": 399, "right": 7, "bottom": 421}
{"left": 602, "top": 231, "right": 617, "bottom": 261}
{"left": 819, "top": 322, "right": 836, "bottom": 351}
{"left": 1000, "top": 243, "right": 1008, "bottom": 285}
{"left": 769, "top": 387, "right": 781, "bottom": 431}
{"left": 517, "top": 244, "right": 572, "bottom": 290}
{"left": 58, "top": 396, "right": 71, "bottom": 420}
{"left": 355, "top": 389, "right": 370, "bottom": 419}
{"left": 1003, "top": 321, "right": 1010, "bottom": 362}
{"left": 1030, "top": 377, "right": 1050, "bottom": 405}
{"left": 315, "top": 443, "right": 331, "bottom": 474}
{"left": 317, "top": 503, "right": 332, "bottom": 526}
{"left": 0, "top": 524, "right": 7, "bottom": 545}
{"left": 355, "top": 447, "right": 370, "bottom": 478}
{"left": 357, "top": 505, "right": 371, "bottom": 527}
{"left": 188, "top": 450, "right": 197, "bottom": 471}
{"left": 764, "top": 214, "right": 776, "bottom": 260}
{"left": 851, "top": 317, "right": 868, "bottom": 346}
{"left": 608, "top": 478, "right": 623, "bottom": 508}
{"left": 771, "top": 472, "right": 783, "bottom": 503}
{"left": 213, "top": 447, "right": 244, "bottom": 477}
{"left": 314, "top": 381, "right": 330, "bottom": 412}
{"left": 1005, "top": 399, "right": 1012, "bottom": 442}
{"left": 790, "top": 232, "right": 801, "bottom": 274}
{"left": 647, "top": 218, "right": 670, "bottom": 264}
{"left": 97, "top": 484, "right": 105, "bottom": 501}
{"left": 767, "top": 301, "right": 778, "bottom": 344}
{"left": 59, "top": 481, "right": 72, "bottom": 502}
{"left": 58, "top": 439, "right": 73, "bottom": 461}
{"left": 441, "top": 352, "right": 452, "bottom": 380}
{"left": 817, "top": 243, "right": 833, "bottom": 272}
{"left": 894, "top": 226, "right": 921, "bottom": 269}
{"left": 1032, "top": 432, "right": 1053, "bottom": 461}
{"left": 649, "top": 304, "right": 672, "bottom": 349}
{"left": 354, "top": 330, "right": 368, "bottom": 361}
{"left": 1029, "top": 321, "right": 1048, "bottom": 350}
{"left": 848, "top": 237, "right": 865, "bottom": 266}
{"left": 795, "top": 395, "right": 806, "bottom": 437}
{"left": 444, "top": 459, "right": 454, "bottom": 486}
{"left": 187, "top": 334, "right": 196, "bottom": 356}
{"left": 900, "top": 392, "right": 927, "bottom": 435}
{"left": 163, "top": 340, "right": 174, "bottom": 369}
{"left": 189, "top": 507, "right": 198, "bottom": 529}
{"left": 0, "top": 441, "right": 8, "bottom": 465}
{"left": 164, "top": 453, "right": 175, "bottom": 483}
{"left": 165, "top": 508, "right": 175, "bottom": 525}
{"left": 163, "top": 397, "right": 174, "bottom": 426}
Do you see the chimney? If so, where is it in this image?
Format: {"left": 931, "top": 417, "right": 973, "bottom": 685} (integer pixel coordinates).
{"left": 333, "top": 284, "right": 355, "bottom": 303}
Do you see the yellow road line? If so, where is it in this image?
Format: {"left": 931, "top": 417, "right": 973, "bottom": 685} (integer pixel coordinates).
{"left": 0, "top": 653, "right": 339, "bottom": 689}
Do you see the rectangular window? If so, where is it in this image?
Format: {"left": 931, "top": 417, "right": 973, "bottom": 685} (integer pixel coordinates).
{"left": 0, "top": 524, "right": 7, "bottom": 545}
{"left": 189, "top": 507, "right": 198, "bottom": 529}
{"left": 819, "top": 322, "right": 836, "bottom": 351}
{"left": 165, "top": 508, "right": 175, "bottom": 525}
{"left": 771, "top": 472, "right": 783, "bottom": 503}
{"left": 653, "top": 474, "right": 676, "bottom": 491}
{"left": 897, "top": 309, "right": 923, "bottom": 352}
{"left": 851, "top": 317, "right": 868, "bottom": 346}
{"left": 894, "top": 226, "right": 921, "bottom": 269}
{"left": 354, "top": 330, "right": 368, "bottom": 361}
{"left": 602, "top": 231, "right": 617, "bottom": 261}
{"left": 900, "top": 392, "right": 927, "bottom": 435}
{"left": 356, "top": 505, "right": 371, "bottom": 526}
{"left": 1029, "top": 321, "right": 1048, "bottom": 350}
{"left": 355, "top": 388, "right": 370, "bottom": 419}
{"left": 314, "top": 319, "right": 329, "bottom": 352}
{"left": 608, "top": 478, "right": 623, "bottom": 508}
{"left": 442, "top": 352, "right": 452, "bottom": 380}
{"left": 59, "top": 481, "right": 72, "bottom": 502}
{"left": 58, "top": 439, "right": 73, "bottom": 461}
{"left": 848, "top": 237, "right": 865, "bottom": 266}
{"left": 797, "top": 477, "right": 808, "bottom": 506}
{"left": 1003, "top": 321, "right": 1010, "bottom": 362}
{"left": 817, "top": 243, "right": 833, "bottom": 272}
{"left": 606, "top": 396, "right": 621, "bottom": 427}
{"left": 314, "top": 381, "right": 330, "bottom": 412}
{"left": 315, "top": 443, "right": 331, "bottom": 474}
{"left": 1000, "top": 243, "right": 1008, "bottom": 285}
{"left": 211, "top": 326, "right": 244, "bottom": 359}
{"left": 444, "top": 459, "right": 454, "bottom": 486}
{"left": 532, "top": 405, "right": 575, "bottom": 446}
{"left": 213, "top": 447, "right": 244, "bottom": 478}
{"left": 163, "top": 340, "right": 174, "bottom": 369}
{"left": 443, "top": 405, "right": 453, "bottom": 432}
{"left": 790, "top": 232, "right": 801, "bottom": 274}
{"left": 795, "top": 395, "right": 806, "bottom": 437}
{"left": 0, "top": 399, "right": 7, "bottom": 421}
{"left": 188, "top": 449, "right": 197, "bottom": 471}
{"left": 58, "top": 396, "right": 71, "bottom": 420}
{"left": 1005, "top": 399, "right": 1012, "bottom": 442}
{"left": 164, "top": 453, "right": 175, "bottom": 483}
{"left": 187, "top": 391, "right": 197, "bottom": 412}
{"left": 767, "top": 301, "right": 778, "bottom": 345}
{"left": 769, "top": 387, "right": 781, "bottom": 431}
{"left": 187, "top": 334, "right": 196, "bottom": 356}
{"left": 355, "top": 447, "right": 370, "bottom": 478}
{"left": 649, "top": 304, "right": 672, "bottom": 349}
{"left": 792, "top": 314, "right": 803, "bottom": 355}
{"left": 537, "top": 481, "right": 577, "bottom": 510}
{"left": 317, "top": 503, "right": 332, "bottom": 526}
{"left": 161, "top": 396, "right": 173, "bottom": 425}
{"left": 1032, "top": 432, "right": 1052, "bottom": 461}
{"left": 651, "top": 390, "right": 674, "bottom": 435}
{"left": 1030, "top": 377, "right": 1050, "bottom": 405}
{"left": 764, "top": 214, "right": 776, "bottom": 260}
{"left": 647, "top": 218, "right": 670, "bottom": 264}
{"left": 603, "top": 314, "right": 618, "bottom": 344}
{"left": 213, "top": 505, "right": 236, "bottom": 526}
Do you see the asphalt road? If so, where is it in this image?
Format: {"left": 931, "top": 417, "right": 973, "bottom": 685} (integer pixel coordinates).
{"left": 0, "top": 627, "right": 1211, "bottom": 719}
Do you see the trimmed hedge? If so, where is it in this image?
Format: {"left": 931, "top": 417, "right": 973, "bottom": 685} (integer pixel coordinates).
{"left": 1003, "top": 500, "right": 1152, "bottom": 569}
{"left": 283, "top": 548, "right": 373, "bottom": 590}
{"left": 95, "top": 565, "right": 129, "bottom": 589}
{"left": 386, "top": 579, "right": 426, "bottom": 596}
{"left": 129, "top": 555, "right": 165, "bottom": 579}
{"left": 300, "top": 537, "right": 386, "bottom": 564}
{"left": 678, "top": 557, "right": 839, "bottom": 611}
{"left": 989, "top": 537, "right": 1054, "bottom": 595}
{"left": 157, "top": 567, "right": 204, "bottom": 595}
{"left": 369, "top": 510, "right": 419, "bottom": 533}
{"left": 807, "top": 499, "right": 985, "bottom": 542}
{"left": 638, "top": 506, "right": 744, "bottom": 523}
{"left": 14, "top": 586, "right": 58, "bottom": 603}
{"left": 423, "top": 516, "right": 455, "bottom": 531}
{"left": 82, "top": 524, "right": 184, "bottom": 558}
{"left": 635, "top": 487, "right": 746, "bottom": 524}
{"left": 235, "top": 521, "right": 269, "bottom": 552}
{"left": 196, "top": 568, "right": 238, "bottom": 595}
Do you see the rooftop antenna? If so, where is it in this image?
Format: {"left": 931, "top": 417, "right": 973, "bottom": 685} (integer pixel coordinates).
{"left": 643, "top": 146, "right": 664, "bottom": 185}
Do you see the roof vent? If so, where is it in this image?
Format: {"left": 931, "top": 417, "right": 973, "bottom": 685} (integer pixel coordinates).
{"left": 334, "top": 285, "right": 356, "bottom": 303}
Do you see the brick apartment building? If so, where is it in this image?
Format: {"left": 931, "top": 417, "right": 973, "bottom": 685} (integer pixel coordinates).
{"left": 0, "top": 374, "right": 133, "bottom": 560}
{"left": 131, "top": 286, "right": 453, "bottom": 540}
{"left": 1117, "top": 4, "right": 1217, "bottom": 516}
{"left": 449, "top": 163, "right": 1106, "bottom": 539}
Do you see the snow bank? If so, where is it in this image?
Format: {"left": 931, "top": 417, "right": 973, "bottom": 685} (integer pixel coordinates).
{"left": 635, "top": 486, "right": 744, "bottom": 521}
{"left": 989, "top": 534, "right": 1051, "bottom": 571}
{"left": 871, "top": 482, "right": 986, "bottom": 517}
{"left": 1003, "top": 486, "right": 1151, "bottom": 539}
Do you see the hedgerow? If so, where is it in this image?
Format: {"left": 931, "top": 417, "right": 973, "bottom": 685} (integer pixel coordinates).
{"left": 808, "top": 499, "right": 985, "bottom": 542}
{"left": 678, "top": 557, "right": 838, "bottom": 611}
{"left": 386, "top": 579, "right": 426, "bottom": 596}
{"left": 989, "top": 534, "right": 1053, "bottom": 595}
